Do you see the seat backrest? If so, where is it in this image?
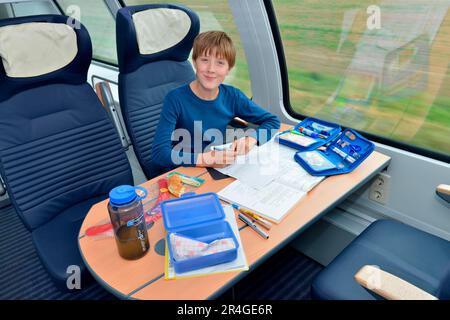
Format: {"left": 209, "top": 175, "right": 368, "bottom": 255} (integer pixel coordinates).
{"left": 116, "top": 4, "right": 199, "bottom": 179}
{"left": 0, "top": 15, "right": 133, "bottom": 230}
{"left": 438, "top": 264, "right": 450, "bottom": 300}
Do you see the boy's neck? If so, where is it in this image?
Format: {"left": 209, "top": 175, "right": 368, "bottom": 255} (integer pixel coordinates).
{"left": 190, "top": 80, "right": 219, "bottom": 101}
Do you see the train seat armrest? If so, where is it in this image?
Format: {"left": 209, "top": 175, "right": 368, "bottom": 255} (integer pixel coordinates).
{"left": 0, "top": 176, "right": 6, "bottom": 196}
{"left": 436, "top": 184, "right": 450, "bottom": 204}
{"left": 94, "top": 81, "right": 108, "bottom": 108}
{"left": 94, "top": 81, "right": 129, "bottom": 149}
{"left": 354, "top": 265, "right": 438, "bottom": 300}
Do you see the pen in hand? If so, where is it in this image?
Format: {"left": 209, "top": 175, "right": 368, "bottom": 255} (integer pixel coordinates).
{"left": 238, "top": 213, "right": 269, "bottom": 239}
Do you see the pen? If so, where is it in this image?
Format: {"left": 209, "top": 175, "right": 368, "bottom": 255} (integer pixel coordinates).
{"left": 240, "top": 211, "right": 273, "bottom": 230}
{"left": 311, "top": 122, "right": 333, "bottom": 135}
{"left": 332, "top": 146, "right": 356, "bottom": 163}
{"left": 238, "top": 213, "right": 269, "bottom": 239}
{"left": 231, "top": 204, "right": 272, "bottom": 230}
{"left": 297, "top": 127, "right": 328, "bottom": 140}
{"left": 211, "top": 142, "right": 233, "bottom": 151}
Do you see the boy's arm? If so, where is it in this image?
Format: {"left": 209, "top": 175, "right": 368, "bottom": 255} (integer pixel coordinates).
{"left": 233, "top": 88, "right": 280, "bottom": 144}
{"left": 151, "top": 95, "right": 198, "bottom": 167}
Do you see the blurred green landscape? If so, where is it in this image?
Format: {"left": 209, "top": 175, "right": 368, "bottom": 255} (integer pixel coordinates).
{"left": 273, "top": 0, "right": 450, "bottom": 156}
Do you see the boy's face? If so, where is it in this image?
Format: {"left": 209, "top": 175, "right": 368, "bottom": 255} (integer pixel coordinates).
{"left": 193, "top": 48, "right": 230, "bottom": 92}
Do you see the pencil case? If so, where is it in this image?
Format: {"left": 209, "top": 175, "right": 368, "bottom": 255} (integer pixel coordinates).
{"left": 276, "top": 117, "right": 341, "bottom": 151}
{"left": 294, "top": 129, "right": 375, "bottom": 176}
{"left": 161, "top": 192, "right": 239, "bottom": 273}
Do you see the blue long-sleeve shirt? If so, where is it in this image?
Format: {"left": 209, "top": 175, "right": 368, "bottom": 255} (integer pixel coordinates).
{"left": 149, "top": 83, "right": 280, "bottom": 176}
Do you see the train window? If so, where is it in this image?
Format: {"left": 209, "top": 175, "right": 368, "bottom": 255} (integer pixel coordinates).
{"left": 0, "top": 1, "right": 59, "bottom": 19}
{"left": 56, "top": 0, "right": 117, "bottom": 65}
{"left": 124, "top": 0, "right": 252, "bottom": 97}
{"left": 273, "top": 1, "right": 450, "bottom": 158}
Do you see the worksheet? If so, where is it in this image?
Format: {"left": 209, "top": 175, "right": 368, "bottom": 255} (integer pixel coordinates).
{"left": 217, "top": 139, "right": 324, "bottom": 192}
{"left": 218, "top": 180, "right": 306, "bottom": 223}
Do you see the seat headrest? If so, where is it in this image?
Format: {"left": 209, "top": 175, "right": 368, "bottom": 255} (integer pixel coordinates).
{"left": 0, "top": 15, "right": 92, "bottom": 102}
{"left": 117, "top": 4, "right": 200, "bottom": 74}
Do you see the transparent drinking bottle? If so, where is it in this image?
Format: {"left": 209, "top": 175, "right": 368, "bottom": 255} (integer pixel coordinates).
{"left": 108, "top": 185, "right": 150, "bottom": 260}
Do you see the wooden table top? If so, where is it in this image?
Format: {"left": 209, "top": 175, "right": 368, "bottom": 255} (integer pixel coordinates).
{"left": 78, "top": 125, "right": 391, "bottom": 300}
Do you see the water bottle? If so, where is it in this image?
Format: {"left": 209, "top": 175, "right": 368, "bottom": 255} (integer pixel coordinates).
{"left": 108, "top": 185, "right": 150, "bottom": 260}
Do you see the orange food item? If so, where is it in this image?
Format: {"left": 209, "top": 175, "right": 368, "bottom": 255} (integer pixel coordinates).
{"left": 168, "top": 174, "right": 185, "bottom": 197}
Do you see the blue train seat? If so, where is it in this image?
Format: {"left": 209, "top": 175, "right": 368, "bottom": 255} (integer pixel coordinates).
{"left": 311, "top": 219, "right": 450, "bottom": 300}
{"left": 116, "top": 4, "right": 200, "bottom": 179}
{"left": 0, "top": 15, "right": 133, "bottom": 290}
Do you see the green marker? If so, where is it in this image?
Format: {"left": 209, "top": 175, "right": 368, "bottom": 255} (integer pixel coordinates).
{"left": 290, "top": 129, "right": 305, "bottom": 136}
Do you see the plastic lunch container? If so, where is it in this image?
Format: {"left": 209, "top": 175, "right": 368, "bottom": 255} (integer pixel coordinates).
{"left": 161, "top": 192, "right": 239, "bottom": 273}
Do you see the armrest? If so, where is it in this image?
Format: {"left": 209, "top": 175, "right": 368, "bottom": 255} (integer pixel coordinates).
{"left": 436, "top": 184, "right": 450, "bottom": 204}
{"left": 354, "top": 265, "right": 438, "bottom": 300}
{"left": 0, "top": 176, "right": 6, "bottom": 196}
{"left": 94, "top": 81, "right": 129, "bottom": 149}
{"left": 94, "top": 82, "right": 107, "bottom": 108}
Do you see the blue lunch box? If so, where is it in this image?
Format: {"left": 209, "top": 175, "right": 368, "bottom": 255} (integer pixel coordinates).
{"left": 161, "top": 192, "right": 239, "bottom": 273}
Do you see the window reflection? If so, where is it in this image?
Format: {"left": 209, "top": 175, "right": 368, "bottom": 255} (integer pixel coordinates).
{"left": 275, "top": 0, "right": 450, "bottom": 156}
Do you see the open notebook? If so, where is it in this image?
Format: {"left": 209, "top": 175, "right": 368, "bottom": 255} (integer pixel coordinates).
{"left": 217, "top": 140, "right": 324, "bottom": 223}
{"left": 218, "top": 180, "right": 307, "bottom": 223}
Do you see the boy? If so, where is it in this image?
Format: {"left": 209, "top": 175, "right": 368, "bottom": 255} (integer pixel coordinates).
{"left": 149, "top": 31, "right": 280, "bottom": 177}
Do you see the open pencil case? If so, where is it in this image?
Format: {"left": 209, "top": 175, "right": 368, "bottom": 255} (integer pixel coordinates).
{"left": 294, "top": 129, "right": 375, "bottom": 176}
{"left": 276, "top": 117, "right": 341, "bottom": 151}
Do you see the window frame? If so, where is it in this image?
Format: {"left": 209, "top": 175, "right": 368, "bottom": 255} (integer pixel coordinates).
{"left": 2, "top": 0, "right": 61, "bottom": 17}
{"left": 263, "top": 0, "right": 450, "bottom": 164}
{"left": 53, "top": 0, "right": 120, "bottom": 68}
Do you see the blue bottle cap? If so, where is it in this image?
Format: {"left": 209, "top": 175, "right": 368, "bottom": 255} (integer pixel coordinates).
{"left": 109, "top": 185, "right": 137, "bottom": 206}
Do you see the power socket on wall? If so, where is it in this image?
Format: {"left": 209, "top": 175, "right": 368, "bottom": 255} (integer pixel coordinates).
{"left": 369, "top": 172, "right": 390, "bottom": 205}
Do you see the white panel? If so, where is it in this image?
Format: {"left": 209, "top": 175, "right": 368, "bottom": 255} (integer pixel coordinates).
{"left": 132, "top": 8, "right": 191, "bottom": 55}
{"left": 0, "top": 22, "right": 77, "bottom": 78}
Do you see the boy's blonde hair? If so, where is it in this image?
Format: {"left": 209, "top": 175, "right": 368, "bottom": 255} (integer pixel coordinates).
{"left": 192, "top": 31, "right": 236, "bottom": 68}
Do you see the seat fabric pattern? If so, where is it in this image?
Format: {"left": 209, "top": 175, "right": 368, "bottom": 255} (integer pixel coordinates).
{"left": 117, "top": 4, "right": 199, "bottom": 179}
{"left": 0, "top": 15, "right": 133, "bottom": 290}
{"left": 0, "top": 83, "right": 131, "bottom": 230}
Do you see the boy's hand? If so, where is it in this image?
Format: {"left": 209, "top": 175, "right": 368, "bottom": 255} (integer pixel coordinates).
{"left": 232, "top": 137, "right": 257, "bottom": 155}
{"left": 196, "top": 150, "right": 237, "bottom": 168}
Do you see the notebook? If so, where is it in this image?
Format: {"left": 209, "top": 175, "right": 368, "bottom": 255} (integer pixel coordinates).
{"left": 217, "top": 140, "right": 325, "bottom": 223}
{"left": 216, "top": 138, "right": 324, "bottom": 190}
{"left": 218, "top": 180, "right": 307, "bottom": 223}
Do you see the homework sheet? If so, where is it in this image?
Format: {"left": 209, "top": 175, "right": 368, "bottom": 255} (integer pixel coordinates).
{"left": 216, "top": 139, "right": 325, "bottom": 223}
{"left": 218, "top": 180, "right": 306, "bottom": 223}
{"left": 216, "top": 141, "right": 276, "bottom": 188}
{"left": 217, "top": 139, "right": 324, "bottom": 192}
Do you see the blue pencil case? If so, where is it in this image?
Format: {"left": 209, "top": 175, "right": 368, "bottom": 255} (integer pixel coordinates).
{"left": 161, "top": 192, "right": 239, "bottom": 273}
{"left": 294, "top": 129, "right": 375, "bottom": 176}
{"left": 276, "top": 117, "right": 341, "bottom": 151}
